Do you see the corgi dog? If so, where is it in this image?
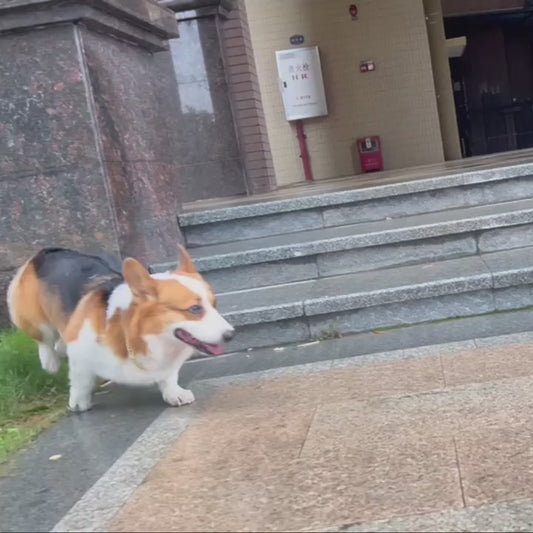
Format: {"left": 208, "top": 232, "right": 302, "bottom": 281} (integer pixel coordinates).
{"left": 7, "top": 246, "right": 234, "bottom": 412}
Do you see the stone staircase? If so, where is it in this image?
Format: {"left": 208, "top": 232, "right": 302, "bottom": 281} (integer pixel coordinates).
{"left": 154, "top": 163, "right": 533, "bottom": 374}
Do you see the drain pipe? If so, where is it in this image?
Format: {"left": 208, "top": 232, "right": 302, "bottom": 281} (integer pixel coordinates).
{"left": 295, "top": 120, "right": 313, "bottom": 182}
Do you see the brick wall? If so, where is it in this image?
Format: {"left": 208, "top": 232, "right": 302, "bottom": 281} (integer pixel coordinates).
{"left": 220, "top": 0, "right": 276, "bottom": 194}
{"left": 244, "top": 0, "right": 445, "bottom": 186}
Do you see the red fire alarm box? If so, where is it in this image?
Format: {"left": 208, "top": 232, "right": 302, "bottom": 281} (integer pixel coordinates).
{"left": 357, "top": 136, "right": 383, "bottom": 173}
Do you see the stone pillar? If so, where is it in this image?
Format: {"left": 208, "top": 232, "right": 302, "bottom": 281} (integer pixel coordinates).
{"left": 161, "top": 0, "right": 276, "bottom": 201}
{"left": 0, "top": 0, "right": 182, "bottom": 325}
{"left": 424, "top": 0, "right": 462, "bottom": 160}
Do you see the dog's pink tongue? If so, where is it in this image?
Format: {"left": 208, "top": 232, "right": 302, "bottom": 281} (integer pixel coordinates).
{"left": 207, "top": 343, "right": 224, "bottom": 356}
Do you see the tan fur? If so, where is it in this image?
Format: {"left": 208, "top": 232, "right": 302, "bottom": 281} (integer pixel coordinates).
{"left": 122, "top": 276, "right": 205, "bottom": 357}
{"left": 12, "top": 247, "right": 217, "bottom": 361}
{"left": 8, "top": 260, "right": 66, "bottom": 341}
{"left": 8, "top": 246, "right": 234, "bottom": 412}
{"left": 63, "top": 290, "right": 129, "bottom": 359}
{"left": 172, "top": 248, "right": 216, "bottom": 307}
{"left": 63, "top": 257, "right": 207, "bottom": 360}
{"left": 62, "top": 291, "right": 104, "bottom": 342}
{"left": 176, "top": 245, "right": 197, "bottom": 275}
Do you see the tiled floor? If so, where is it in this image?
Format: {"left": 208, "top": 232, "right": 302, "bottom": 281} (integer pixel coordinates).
{"left": 183, "top": 149, "right": 533, "bottom": 212}
{"left": 108, "top": 343, "right": 533, "bottom": 532}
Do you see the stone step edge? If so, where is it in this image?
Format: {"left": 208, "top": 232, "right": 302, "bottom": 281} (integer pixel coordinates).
{"left": 179, "top": 309, "right": 533, "bottom": 384}
{"left": 178, "top": 163, "right": 533, "bottom": 226}
{"left": 219, "top": 253, "right": 533, "bottom": 326}
{"left": 154, "top": 203, "right": 533, "bottom": 273}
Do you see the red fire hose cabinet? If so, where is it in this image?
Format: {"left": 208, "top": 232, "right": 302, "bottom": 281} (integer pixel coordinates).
{"left": 357, "top": 136, "right": 383, "bottom": 173}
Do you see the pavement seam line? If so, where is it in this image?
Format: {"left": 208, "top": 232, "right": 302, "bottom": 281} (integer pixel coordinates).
{"left": 438, "top": 354, "right": 447, "bottom": 388}
{"left": 298, "top": 405, "right": 318, "bottom": 459}
{"left": 452, "top": 436, "right": 467, "bottom": 508}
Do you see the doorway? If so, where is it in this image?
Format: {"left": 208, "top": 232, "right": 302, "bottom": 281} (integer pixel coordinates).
{"left": 445, "top": 6, "right": 533, "bottom": 157}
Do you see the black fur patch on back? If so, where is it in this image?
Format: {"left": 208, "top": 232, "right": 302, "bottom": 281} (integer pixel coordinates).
{"left": 86, "top": 276, "right": 125, "bottom": 308}
{"left": 31, "top": 248, "right": 124, "bottom": 316}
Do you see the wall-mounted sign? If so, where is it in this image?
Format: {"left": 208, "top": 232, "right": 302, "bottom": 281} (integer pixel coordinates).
{"left": 290, "top": 34, "right": 305, "bottom": 46}
{"left": 276, "top": 46, "right": 328, "bottom": 121}
{"left": 349, "top": 4, "right": 358, "bottom": 20}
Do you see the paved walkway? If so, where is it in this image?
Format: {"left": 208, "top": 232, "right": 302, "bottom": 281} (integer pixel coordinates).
{"left": 51, "top": 333, "right": 533, "bottom": 532}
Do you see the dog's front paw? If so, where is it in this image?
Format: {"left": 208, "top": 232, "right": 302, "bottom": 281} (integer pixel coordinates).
{"left": 162, "top": 386, "right": 195, "bottom": 407}
{"left": 68, "top": 394, "right": 93, "bottom": 413}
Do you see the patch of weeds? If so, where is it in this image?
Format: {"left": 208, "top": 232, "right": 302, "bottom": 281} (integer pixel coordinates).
{"left": 0, "top": 329, "right": 68, "bottom": 466}
{"left": 317, "top": 329, "right": 343, "bottom": 341}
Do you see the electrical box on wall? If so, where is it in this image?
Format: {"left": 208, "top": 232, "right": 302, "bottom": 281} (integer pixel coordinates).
{"left": 360, "top": 60, "right": 375, "bottom": 73}
{"left": 275, "top": 46, "right": 328, "bottom": 121}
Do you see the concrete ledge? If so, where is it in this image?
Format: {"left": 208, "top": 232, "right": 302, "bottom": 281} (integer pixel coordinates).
{"left": 182, "top": 198, "right": 533, "bottom": 272}
{"left": 182, "top": 176, "right": 533, "bottom": 247}
{"left": 160, "top": 0, "right": 235, "bottom": 18}
{"left": 0, "top": 0, "right": 178, "bottom": 51}
{"left": 179, "top": 309, "right": 533, "bottom": 383}
{"left": 217, "top": 249, "right": 532, "bottom": 327}
{"left": 179, "top": 163, "right": 533, "bottom": 226}
{"left": 482, "top": 246, "right": 533, "bottom": 288}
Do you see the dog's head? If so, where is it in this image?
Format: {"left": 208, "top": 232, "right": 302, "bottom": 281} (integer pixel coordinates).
{"left": 121, "top": 246, "right": 234, "bottom": 357}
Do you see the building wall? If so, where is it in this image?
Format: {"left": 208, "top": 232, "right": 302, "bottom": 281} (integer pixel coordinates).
{"left": 245, "top": 0, "right": 445, "bottom": 186}
{"left": 219, "top": 0, "right": 277, "bottom": 195}
{"left": 424, "top": 0, "right": 462, "bottom": 161}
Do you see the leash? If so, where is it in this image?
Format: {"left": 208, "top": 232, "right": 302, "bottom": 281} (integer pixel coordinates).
{"left": 125, "top": 339, "right": 147, "bottom": 371}
{"left": 121, "top": 313, "right": 147, "bottom": 371}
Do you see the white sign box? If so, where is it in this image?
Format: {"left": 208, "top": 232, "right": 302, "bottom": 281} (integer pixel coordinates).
{"left": 276, "top": 46, "right": 328, "bottom": 121}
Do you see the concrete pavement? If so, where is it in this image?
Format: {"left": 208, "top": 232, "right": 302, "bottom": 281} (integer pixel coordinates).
{"left": 49, "top": 332, "right": 533, "bottom": 532}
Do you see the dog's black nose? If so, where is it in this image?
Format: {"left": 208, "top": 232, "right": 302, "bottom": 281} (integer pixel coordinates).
{"left": 223, "top": 329, "right": 235, "bottom": 342}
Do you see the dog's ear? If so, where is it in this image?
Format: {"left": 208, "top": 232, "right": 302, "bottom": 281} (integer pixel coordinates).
{"left": 176, "top": 245, "right": 197, "bottom": 275}
{"left": 122, "top": 258, "right": 157, "bottom": 300}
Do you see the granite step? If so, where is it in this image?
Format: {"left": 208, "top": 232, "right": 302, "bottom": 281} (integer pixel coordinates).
{"left": 217, "top": 246, "right": 533, "bottom": 352}
{"left": 180, "top": 165, "right": 533, "bottom": 246}
{"left": 156, "top": 198, "right": 533, "bottom": 293}
{"left": 181, "top": 311, "right": 533, "bottom": 383}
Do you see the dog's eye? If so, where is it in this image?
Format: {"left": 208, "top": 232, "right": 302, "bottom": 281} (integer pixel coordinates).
{"left": 188, "top": 305, "right": 203, "bottom": 315}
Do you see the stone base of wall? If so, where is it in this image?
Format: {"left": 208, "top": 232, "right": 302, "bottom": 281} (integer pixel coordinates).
{"left": 0, "top": 270, "right": 13, "bottom": 328}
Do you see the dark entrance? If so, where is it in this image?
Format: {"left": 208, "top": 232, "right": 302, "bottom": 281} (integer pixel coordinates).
{"left": 445, "top": 3, "right": 533, "bottom": 156}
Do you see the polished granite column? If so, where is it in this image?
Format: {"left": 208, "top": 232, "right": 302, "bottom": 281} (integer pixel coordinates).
{"left": 0, "top": 0, "right": 181, "bottom": 325}
{"left": 162, "top": 0, "right": 249, "bottom": 202}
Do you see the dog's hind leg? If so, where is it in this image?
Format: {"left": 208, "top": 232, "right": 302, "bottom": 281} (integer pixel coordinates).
{"left": 38, "top": 326, "right": 61, "bottom": 374}
{"left": 38, "top": 343, "right": 62, "bottom": 374}
{"left": 8, "top": 259, "right": 62, "bottom": 374}
{"left": 54, "top": 338, "right": 68, "bottom": 358}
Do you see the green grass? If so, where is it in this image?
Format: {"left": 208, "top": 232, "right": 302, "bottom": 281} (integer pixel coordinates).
{"left": 0, "top": 329, "right": 69, "bottom": 466}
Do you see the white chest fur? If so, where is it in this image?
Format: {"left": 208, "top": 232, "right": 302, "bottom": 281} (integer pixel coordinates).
{"left": 67, "top": 321, "right": 193, "bottom": 386}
